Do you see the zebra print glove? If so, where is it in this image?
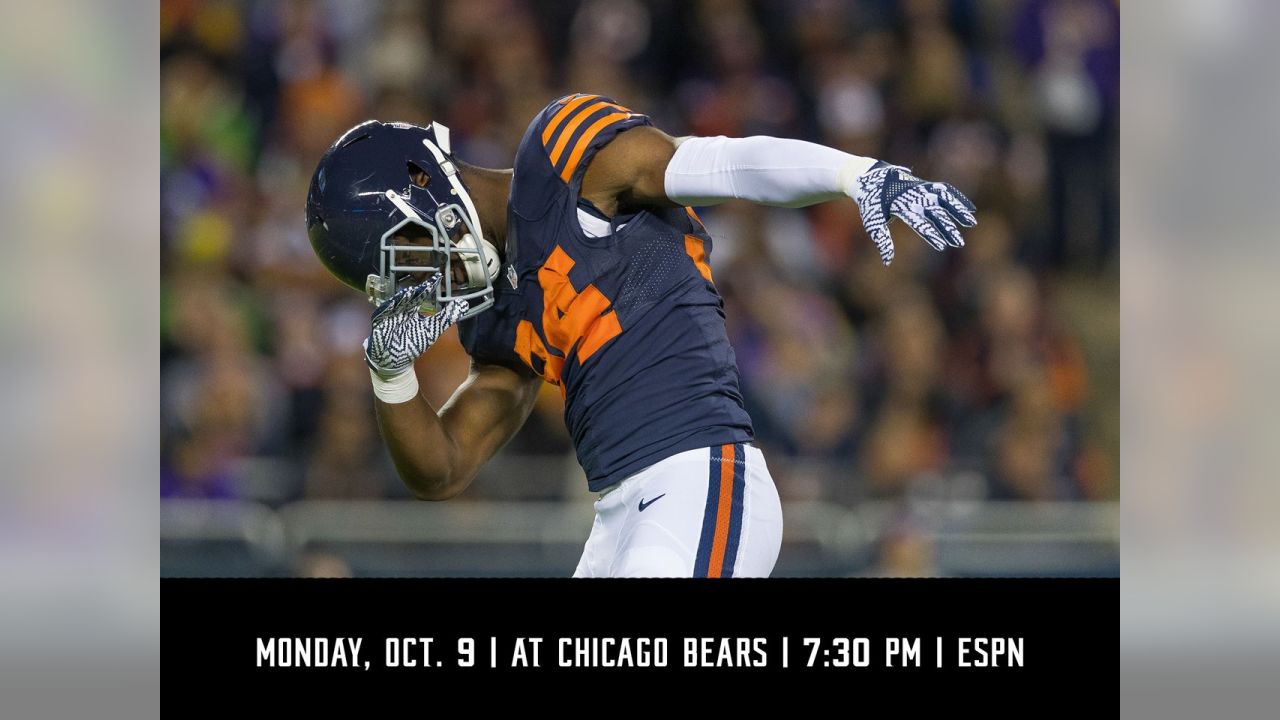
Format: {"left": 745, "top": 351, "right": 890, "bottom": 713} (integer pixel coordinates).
{"left": 851, "top": 161, "right": 977, "bottom": 266}
{"left": 364, "top": 273, "right": 469, "bottom": 378}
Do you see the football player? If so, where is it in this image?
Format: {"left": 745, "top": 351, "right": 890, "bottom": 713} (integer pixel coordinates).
{"left": 305, "top": 93, "right": 975, "bottom": 577}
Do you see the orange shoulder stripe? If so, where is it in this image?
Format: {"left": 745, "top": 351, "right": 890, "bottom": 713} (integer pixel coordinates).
{"left": 558, "top": 112, "right": 633, "bottom": 182}
{"left": 684, "top": 234, "right": 714, "bottom": 284}
{"left": 541, "top": 94, "right": 598, "bottom": 146}
{"left": 547, "top": 101, "right": 629, "bottom": 166}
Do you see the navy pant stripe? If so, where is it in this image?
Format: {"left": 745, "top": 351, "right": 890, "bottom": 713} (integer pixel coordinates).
{"left": 693, "top": 445, "right": 723, "bottom": 577}
{"left": 721, "top": 443, "right": 747, "bottom": 577}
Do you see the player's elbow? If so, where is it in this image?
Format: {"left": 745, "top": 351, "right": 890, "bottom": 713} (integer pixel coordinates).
{"left": 400, "top": 468, "right": 472, "bottom": 501}
{"left": 407, "top": 484, "right": 464, "bottom": 502}
{"left": 405, "top": 483, "right": 450, "bottom": 502}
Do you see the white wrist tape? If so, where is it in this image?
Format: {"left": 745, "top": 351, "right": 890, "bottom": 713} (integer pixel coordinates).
{"left": 369, "top": 368, "right": 420, "bottom": 404}
{"left": 663, "top": 135, "right": 878, "bottom": 208}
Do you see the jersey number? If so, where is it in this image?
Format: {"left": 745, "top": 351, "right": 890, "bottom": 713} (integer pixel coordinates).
{"left": 514, "top": 245, "right": 621, "bottom": 387}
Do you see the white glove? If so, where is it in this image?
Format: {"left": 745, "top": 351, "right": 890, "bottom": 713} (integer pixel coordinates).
{"left": 364, "top": 273, "right": 469, "bottom": 378}
{"left": 851, "top": 161, "right": 978, "bottom": 266}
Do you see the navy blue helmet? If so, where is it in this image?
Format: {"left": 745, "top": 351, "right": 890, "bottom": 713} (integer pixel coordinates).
{"left": 305, "top": 119, "right": 499, "bottom": 318}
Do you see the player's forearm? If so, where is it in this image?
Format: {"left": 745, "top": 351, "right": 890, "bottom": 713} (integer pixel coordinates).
{"left": 662, "top": 135, "right": 878, "bottom": 208}
{"left": 373, "top": 390, "right": 468, "bottom": 501}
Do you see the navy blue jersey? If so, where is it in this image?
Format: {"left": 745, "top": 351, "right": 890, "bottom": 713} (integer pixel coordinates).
{"left": 456, "top": 273, "right": 531, "bottom": 375}
{"left": 459, "top": 93, "right": 753, "bottom": 491}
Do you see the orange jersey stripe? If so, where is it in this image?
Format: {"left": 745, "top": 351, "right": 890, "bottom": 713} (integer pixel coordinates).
{"left": 540, "top": 94, "right": 598, "bottom": 146}
{"left": 683, "top": 234, "right": 714, "bottom": 284}
{"left": 547, "top": 101, "right": 629, "bottom": 166}
{"left": 706, "top": 443, "right": 736, "bottom": 577}
{"left": 558, "top": 112, "right": 633, "bottom": 182}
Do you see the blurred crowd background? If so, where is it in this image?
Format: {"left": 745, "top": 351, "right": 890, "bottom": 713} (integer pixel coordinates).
{"left": 160, "top": 0, "right": 1118, "bottom": 577}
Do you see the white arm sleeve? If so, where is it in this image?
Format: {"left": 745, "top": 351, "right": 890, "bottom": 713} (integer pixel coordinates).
{"left": 662, "top": 135, "right": 879, "bottom": 208}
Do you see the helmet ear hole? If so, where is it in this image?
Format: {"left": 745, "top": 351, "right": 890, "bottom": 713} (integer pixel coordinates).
{"left": 407, "top": 162, "right": 431, "bottom": 189}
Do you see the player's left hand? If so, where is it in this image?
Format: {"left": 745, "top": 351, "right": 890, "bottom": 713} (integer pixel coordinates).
{"left": 850, "top": 161, "right": 977, "bottom": 266}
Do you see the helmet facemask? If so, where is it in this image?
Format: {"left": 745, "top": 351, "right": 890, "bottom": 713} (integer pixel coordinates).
{"left": 362, "top": 124, "right": 499, "bottom": 319}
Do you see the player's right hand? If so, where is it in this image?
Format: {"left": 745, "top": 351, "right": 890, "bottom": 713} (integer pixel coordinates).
{"left": 364, "top": 273, "right": 469, "bottom": 378}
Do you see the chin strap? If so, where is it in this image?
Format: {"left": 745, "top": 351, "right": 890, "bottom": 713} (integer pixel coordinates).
{"left": 422, "top": 123, "right": 501, "bottom": 298}
{"left": 420, "top": 128, "right": 484, "bottom": 253}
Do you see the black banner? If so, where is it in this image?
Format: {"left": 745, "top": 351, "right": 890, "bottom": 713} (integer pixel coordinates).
{"left": 163, "top": 578, "right": 1116, "bottom": 707}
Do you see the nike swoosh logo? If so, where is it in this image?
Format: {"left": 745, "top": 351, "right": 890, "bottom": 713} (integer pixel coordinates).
{"left": 638, "top": 494, "right": 666, "bottom": 512}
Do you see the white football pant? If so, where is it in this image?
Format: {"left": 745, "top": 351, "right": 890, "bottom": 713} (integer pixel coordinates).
{"left": 572, "top": 443, "right": 783, "bottom": 578}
